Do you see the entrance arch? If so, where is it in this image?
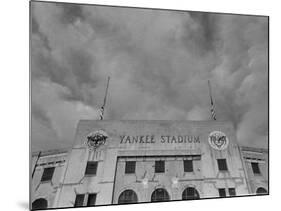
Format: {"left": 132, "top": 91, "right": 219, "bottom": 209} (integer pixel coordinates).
{"left": 118, "top": 189, "right": 138, "bottom": 204}
{"left": 151, "top": 188, "right": 170, "bottom": 202}
{"left": 32, "top": 198, "right": 48, "bottom": 210}
{"left": 182, "top": 187, "right": 200, "bottom": 200}
{"left": 256, "top": 187, "right": 268, "bottom": 195}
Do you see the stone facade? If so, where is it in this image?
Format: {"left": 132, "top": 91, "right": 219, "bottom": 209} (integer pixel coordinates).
{"left": 31, "top": 120, "right": 268, "bottom": 209}
{"left": 31, "top": 149, "right": 68, "bottom": 209}
{"left": 240, "top": 146, "right": 268, "bottom": 194}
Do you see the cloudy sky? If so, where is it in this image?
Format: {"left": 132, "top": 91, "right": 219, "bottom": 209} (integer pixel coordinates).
{"left": 31, "top": 2, "right": 268, "bottom": 152}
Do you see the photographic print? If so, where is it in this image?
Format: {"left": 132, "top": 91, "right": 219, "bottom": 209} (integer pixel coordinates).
{"left": 30, "top": 1, "right": 269, "bottom": 210}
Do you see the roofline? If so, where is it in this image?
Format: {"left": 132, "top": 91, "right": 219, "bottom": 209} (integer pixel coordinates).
{"left": 31, "top": 148, "right": 70, "bottom": 157}
{"left": 240, "top": 146, "right": 268, "bottom": 153}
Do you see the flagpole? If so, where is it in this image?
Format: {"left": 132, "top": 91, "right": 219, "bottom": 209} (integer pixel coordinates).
{"left": 99, "top": 76, "right": 110, "bottom": 120}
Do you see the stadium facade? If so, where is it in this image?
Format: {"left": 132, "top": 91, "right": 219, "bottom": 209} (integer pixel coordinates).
{"left": 31, "top": 120, "right": 268, "bottom": 210}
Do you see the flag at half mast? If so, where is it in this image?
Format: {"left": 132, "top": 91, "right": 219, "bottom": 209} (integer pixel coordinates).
{"left": 208, "top": 80, "right": 217, "bottom": 120}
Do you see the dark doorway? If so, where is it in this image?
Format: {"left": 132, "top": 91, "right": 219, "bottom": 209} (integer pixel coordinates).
{"left": 256, "top": 187, "right": 268, "bottom": 195}
{"left": 118, "top": 189, "right": 138, "bottom": 204}
{"left": 32, "top": 198, "right": 48, "bottom": 210}
{"left": 182, "top": 187, "right": 200, "bottom": 200}
{"left": 151, "top": 188, "right": 170, "bottom": 202}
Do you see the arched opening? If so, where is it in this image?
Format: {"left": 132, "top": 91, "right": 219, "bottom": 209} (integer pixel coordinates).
{"left": 32, "top": 198, "right": 48, "bottom": 210}
{"left": 118, "top": 189, "right": 138, "bottom": 204}
{"left": 182, "top": 187, "right": 200, "bottom": 200}
{"left": 151, "top": 188, "right": 170, "bottom": 202}
{"left": 256, "top": 187, "right": 268, "bottom": 195}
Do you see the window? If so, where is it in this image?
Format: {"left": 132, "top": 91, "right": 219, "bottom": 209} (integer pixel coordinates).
{"left": 74, "top": 194, "right": 85, "bottom": 207}
{"left": 217, "top": 159, "right": 228, "bottom": 171}
{"left": 151, "top": 188, "right": 170, "bottom": 202}
{"left": 87, "top": 194, "right": 97, "bottom": 206}
{"left": 41, "top": 167, "right": 55, "bottom": 182}
{"left": 218, "top": 188, "right": 226, "bottom": 197}
{"left": 155, "top": 160, "right": 165, "bottom": 173}
{"left": 74, "top": 193, "right": 97, "bottom": 207}
{"left": 251, "top": 162, "right": 261, "bottom": 174}
{"left": 118, "top": 190, "right": 138, "bottom": 204}
{"left": 228, "top": 188, "right": 236, "bottom": 196}
{"left": 182, "top": 187, "right": 200, "bottom": 200}
{"left": 85, "top": 161, "right": 98, "bottom": 176}
{"left": 125, "top": 161, "right": 136, "bottom": 174}
{"left": 184, "top": 160, "right": 193, "bottom": 172}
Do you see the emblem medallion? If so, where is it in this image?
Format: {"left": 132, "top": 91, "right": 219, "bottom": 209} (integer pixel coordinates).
{"left": 86, "top": 130, "right": 108, "bottom": 150}
{"left": 208, "top": 131, "right": 229, "bottom": 150}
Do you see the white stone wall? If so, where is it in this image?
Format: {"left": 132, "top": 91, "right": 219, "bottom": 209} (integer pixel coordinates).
{"left": 54, "top": 120, "right": 251, "bottom": 207}
{"left": 241, "top": 147, "right": 268, "bottom": 194}
{"left": 31, "top": 151, "right": 67, "bottom": 208}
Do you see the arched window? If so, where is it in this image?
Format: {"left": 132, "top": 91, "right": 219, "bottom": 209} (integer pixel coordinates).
{"left": 32, "top": 198, "right": 48, "bottom": 210}
{"left": 118, "top": 189, "right": 138, "bottom": 204}
{"left": 151, "top": 188, "right": 170, "bottom": 202}
{"left": 182, "top": 187, "right": 200, "bottom": 200}
{"left": 256, "top": 187, "right": 268, "bottom": 195}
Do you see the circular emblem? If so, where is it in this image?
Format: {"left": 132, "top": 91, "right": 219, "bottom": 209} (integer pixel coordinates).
{"left": 86, "top": 130, "right": 108, "bottom": 150}
{"left": 208, "top": 131, "right": 229, "bottom": 150}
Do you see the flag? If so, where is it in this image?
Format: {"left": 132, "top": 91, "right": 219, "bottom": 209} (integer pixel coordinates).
{"left": 99, "top": 106, "right": 104, "bottom": 120}
{"left": 210, "top": 98, "right": 217, "bottom": 120}
{"left": 208, "top": 80, "right": 217, "bottom": 121}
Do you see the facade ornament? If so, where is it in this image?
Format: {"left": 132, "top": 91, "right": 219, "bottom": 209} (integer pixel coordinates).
{"left": 86, "top": 130, "right": 108, "bottom": 150}
{"left": 208, "top": 131, "right": 229, "bottom": 150}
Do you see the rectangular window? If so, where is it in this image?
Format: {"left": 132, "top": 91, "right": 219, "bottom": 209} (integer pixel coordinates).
{"left": 218, "top": 188, "right": 226, "bottom": 197}
{"left": 87, "top": 194, "right": 97, "bottom": 206}
{"left": 228, "top": 188, "right": 236, "bottom": 196}
{"left": 41, "top": 167, "right": 55, "bottom": 182}
{"left": 125, "top": 161, "right": 136, "bottom": 174}
{"left": 74, "top": 194, "right": 85, "bottom": 207}
{"left": 155, "top": 160, "right": 165, "bottom": 173}
{"left": 251, "top": 162, "right": 261, "bottom": 174}
{"left": 217, "top": 159, "right": 228, "bottom": 171}
{"left": 183, "top": 160, "right": 193, "bottom": 172}
{"left": 85, "top": 161, "right": 98, "bottom": 176}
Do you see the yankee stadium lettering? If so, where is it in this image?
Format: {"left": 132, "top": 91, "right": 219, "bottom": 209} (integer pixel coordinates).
{"left": 120, "top": 135, "right": 200, "bottom": 144}
{"left": 161, "top": 135, "right": 199, "bottom": 143}
{"left": 120, "top": 135, "right": 156, "bottom": 144}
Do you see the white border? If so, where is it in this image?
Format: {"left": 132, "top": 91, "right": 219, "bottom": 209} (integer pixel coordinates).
{"left": 0, "top": 0, "right": 279, "bottom": 211}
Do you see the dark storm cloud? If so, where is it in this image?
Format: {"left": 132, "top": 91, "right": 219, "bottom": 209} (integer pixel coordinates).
{"left": 185, "top": 12, "right": 220, "bottom": 55}
{"left": 58, "top": 47, "right": 100, "bottom": 103}
{"left": 57, "top": 3, "right": 85, "bottom": 24}
{"left": 31, "top": 2, "right": 268, "bottom": 151}
{"left": 32, "top": 36, "right": 99, "bottom": 104}
{"left": 31, "top": 15, "right": 51, "bottom": 51}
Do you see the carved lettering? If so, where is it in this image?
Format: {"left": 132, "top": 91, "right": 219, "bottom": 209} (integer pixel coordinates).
{"left": 161, "top": 136, "right": 166, "bottom": 143}
{"left": 120, "top": 135, "right": 126, "bottom": 144}
{"left": 120, "top": 135, "right": 200, "bottom": 144}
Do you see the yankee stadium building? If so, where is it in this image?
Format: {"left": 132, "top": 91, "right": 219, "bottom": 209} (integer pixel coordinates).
{"left": 31, "top": 120, "right": 268, "bottom": 210}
